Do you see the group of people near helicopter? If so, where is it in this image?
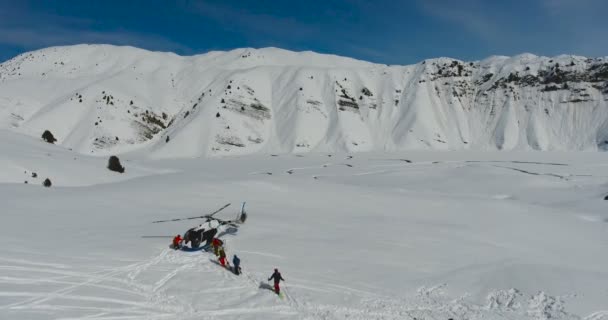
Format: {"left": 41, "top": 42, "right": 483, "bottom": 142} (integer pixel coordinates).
{"left": 170, "top": 215, "right": 284, "bottom": 295}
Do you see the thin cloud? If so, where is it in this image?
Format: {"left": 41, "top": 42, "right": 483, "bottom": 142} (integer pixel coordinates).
{"left": 184, "top": 1, "right": 322, "bottom": 41}
{"left": 0, "top": 26, "right": 192, "bottom": 54}
{"left": 0, "top": 6, "right": 192, "bottom": 54}
{"left": 417, "top": 0, "right": 501, "bottom": 42}
{"left": 541, "top": 0, "right": 604, "bottom": 14}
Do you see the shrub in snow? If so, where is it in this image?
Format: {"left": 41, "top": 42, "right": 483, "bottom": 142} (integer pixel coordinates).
{"left": 31, "top": 172, "right": 37, "bottom": 178}
{"left": 216, "top": 112, "right": 220, "bottom": 118}
{"left": 107, "top": 155, "right": 125, "bottom": 173}
{"left": 166, "top": 135, "right": 170, "bottom": 143}
{"left": 604, "top": 195, "right": 608, "bottom": 200}
{"left": 43, "top": 178, "right": 52, "bottom": 187}
{"left": 41, "top": 130, "right": 57, "bottom": 144}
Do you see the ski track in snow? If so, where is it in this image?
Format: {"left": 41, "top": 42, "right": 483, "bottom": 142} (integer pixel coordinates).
{"left": 3, "top": 245, "right": 599, "bottom": 320}
{"left": 2, "top": 147, "right": 608, "bottom": 319}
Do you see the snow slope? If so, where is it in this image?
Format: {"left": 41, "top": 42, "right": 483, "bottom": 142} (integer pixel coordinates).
{"left": 1, "top": 133, "right": 608, "bottom": 319}
{"left": 1, "top": 45, "right": 607, "bottom": 158}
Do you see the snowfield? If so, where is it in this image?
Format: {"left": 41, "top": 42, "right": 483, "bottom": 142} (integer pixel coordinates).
{"left": 1, "top": 132, "right": 608, "bottom": 320}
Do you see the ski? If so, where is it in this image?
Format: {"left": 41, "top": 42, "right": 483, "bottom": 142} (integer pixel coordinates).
{"left": 152, "top": 203, "right": 231, "bottom": 224}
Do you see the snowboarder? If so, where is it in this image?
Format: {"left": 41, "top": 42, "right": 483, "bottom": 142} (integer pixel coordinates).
{"left": 232, "top": 255, "right": 241, "bottom": 275}
{"left": 211, "top": 238, "right": 224, "bottom": 256}
{"left": 218, "top": 247, "right": 228, "bottom": 267}
{"left": 172, "top": 234, "right": 183, "bottom": 250}
{"left": 268, "top": 268, "right": 285, "bottom": 295}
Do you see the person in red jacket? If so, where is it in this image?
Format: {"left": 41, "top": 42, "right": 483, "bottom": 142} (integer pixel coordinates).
{"left": 268, "top": 268, "right": 285, "bottom": 295}
{"left": 172, "top": 234, "right": 183, "bottom": 250}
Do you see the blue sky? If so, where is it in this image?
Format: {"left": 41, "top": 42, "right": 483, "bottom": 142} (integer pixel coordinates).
{"left": 0, "top": 0, "right": 606, "bottom": 64}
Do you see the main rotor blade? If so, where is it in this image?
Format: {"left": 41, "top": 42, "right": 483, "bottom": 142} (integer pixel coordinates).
{"left": 152, "top": 203, "right": 231, "bottom": 223}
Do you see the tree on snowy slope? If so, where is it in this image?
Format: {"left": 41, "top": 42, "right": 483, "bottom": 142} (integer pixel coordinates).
{"left": 41, "top": 130, "right": 57, "bottom": 144}
{"left": 107, "top": 155, "right": 125, "bottom": 173}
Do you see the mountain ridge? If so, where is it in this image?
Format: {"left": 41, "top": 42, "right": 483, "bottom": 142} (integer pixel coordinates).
{"left": 1, "top": 44, "right": 607, "bottom": 158}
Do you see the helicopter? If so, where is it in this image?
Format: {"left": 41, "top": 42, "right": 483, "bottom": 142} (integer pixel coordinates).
{"left": 153, "top": 202, "right": 247, "bottom": 250}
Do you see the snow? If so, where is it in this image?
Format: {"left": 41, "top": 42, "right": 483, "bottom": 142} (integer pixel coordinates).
{"left": 1, "top": 131, "right": 608, "bottom": 319}
{"left": 1, "top": 45, "right": 607, "bottom": 319}
{"left": 1, "top": 45, "right": 606, "bottom": 158}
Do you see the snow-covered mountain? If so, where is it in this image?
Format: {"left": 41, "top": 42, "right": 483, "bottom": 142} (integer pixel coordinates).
{"left": 1, "top": 44, "right": 607, "bottom": 157}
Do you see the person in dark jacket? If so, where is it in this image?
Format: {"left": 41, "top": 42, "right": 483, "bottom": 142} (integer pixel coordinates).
{"left": 202, "top": 228, "right": 217, "bottom": 247}
{"left": 232, "top": 255, "right": 241, "bottom": 275}
{"left": 183, "top": 227, "right": 204, "bottom": 248}
{"left": 268, "top": 268, "right": 285, "bottom": 295}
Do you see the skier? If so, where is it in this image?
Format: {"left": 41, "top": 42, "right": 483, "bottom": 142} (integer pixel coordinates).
{"left": 268, "top": 268, "right": 285, "bottom": 295}
{"left": 211, "top": 238, "right": 224, "bottom": 256}
{"left": 172, "top": 234, "right": 183, "bottom": 250}
{"left": 232, "top": 255, "right": 241, "bottom": 275}
{"left": 218, "top": 246, "right": 228, "bottom": 267}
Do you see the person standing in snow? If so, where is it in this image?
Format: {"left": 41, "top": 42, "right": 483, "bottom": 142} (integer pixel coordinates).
{"left": 172, "top": 234, "right": 183, "bottom": 250}
{"left": 268, "top": 268, "right": 285, "bottom": 295}
{"left": 211, "top": 238, "right": 224, "bottom": 256}
{"left": 218, "top": 247, "right": 228, "bottom": 267}
{"left": 232, "top": 255, "right": 241, "bottom": 275}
